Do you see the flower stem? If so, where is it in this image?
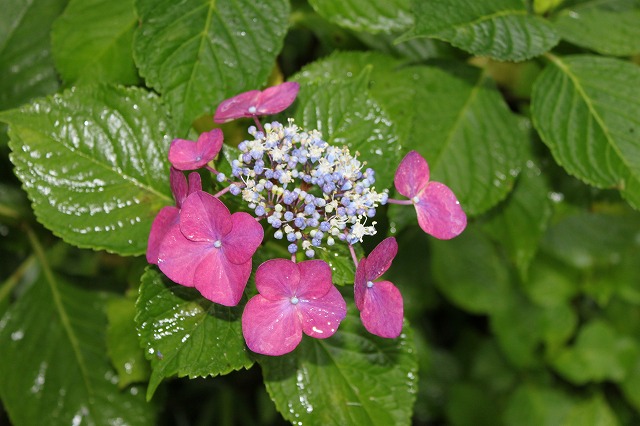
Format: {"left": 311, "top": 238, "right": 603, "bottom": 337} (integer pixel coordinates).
{"left": 206, "top": 164, "right": 219, "bottom": 175}
{"left": 253, "top": 116, "right": 265, "bottom": 135}
{"left": 386, "top": 198, "right": 413, "bottom": 205}
{"left": 348, "top": 244, "right": 358, "bottom": 267}
{"left": 212, "top": 186, "right": 231, "bottom": 198}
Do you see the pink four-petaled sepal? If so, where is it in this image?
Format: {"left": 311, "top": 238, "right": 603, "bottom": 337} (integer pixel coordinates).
{"left": 146, "top": 168, "right": 202, "bottom": 265}
{"left": 213, "top": 82, "right": 300, "bottom": 123}
{"left": 354, "top": 237, "right": 403, "bottom": 338}
{"left": 242, "top": 259, "right": 347, "bottom": 356}
{"left": 394, "top": 150, "right": 467, "bottom": 240}
{"left": 157, "top": 191, "right": 264, "bottom": 306}
{"left": 168, "top": 128, "right": 224, "bottom": 170}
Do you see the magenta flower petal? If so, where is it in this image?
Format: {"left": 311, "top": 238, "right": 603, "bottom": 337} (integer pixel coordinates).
{"left": 359, "top": 280, "right": 403, "bottom": 338}
{"left": 242, "top": 259, "right": 346, "bottom": 355}
{"left": 255, "top": 82, "right": 300, "bottom": 116}
{"left": 242, "top": 295, "right": 303, "bottom": 356}
{"left": 255, "top": 259, "right": 301, "bottom": 300}
{"left": 296, "top": 259, "right": 335, "bottom": 300}
{"left": 187, "top": 171, "right": 202, "bottom": 194}
{"left": 394, "top": 150, "right": 430, "bottom": 199}
{"left": 157, "top": 224, "right": 204, "bottom": 287}
{"left": 168, "top": 129, "right": 223, "bottom": 170}
{"left": 179, "top": 192, "right": 232, "bottom": 243}
{"left": 299, "top": 285, "right": 346, "bottom": 339}
{"left": 214, "top": 90, "right": 261, "bottom": 123}
{"left": 194, "top": 254, "right": 252, "bottom": 306}
{"left": 169, "top": 167, "right": 188, "bottom": 207}
{"left": 354, "top": 256, "right": 368, "bottom": 311}
{"left": 222, "top": 212, "right": 264, "bottom": 264}
{"left": 146, "top": 206, "right": 179, "bottom": 264}
{"left": 415, "top": 182, "right": 467, "bottom": 240}
{"left": 364, "top": 237, "right": 398, "bottom": 281}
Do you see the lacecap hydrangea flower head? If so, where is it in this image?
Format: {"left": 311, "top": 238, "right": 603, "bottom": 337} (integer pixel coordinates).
{"left": 147, "top": 81, "right": 467, "bottom": 356}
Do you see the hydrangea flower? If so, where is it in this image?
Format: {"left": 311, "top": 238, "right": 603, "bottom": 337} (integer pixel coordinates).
{"left": 146, "top": 168, "right": 201, "bottom": 265}
{"left": 354, "top": 237, "right": 403, "bottom": 338}
{"left": 242, "top": 259, "right": 346, "bottom": 356}
{"left": 394, "top": 151, "right": 467, "bottom": 240}
{"left": 158, "top": 191, "right": 264, "bottom": 306}
{"left": 214, "top": 82, "right": 300, "bottom": 123}
{"left": 168, "top": 128, "right": 223, "bottom": 170}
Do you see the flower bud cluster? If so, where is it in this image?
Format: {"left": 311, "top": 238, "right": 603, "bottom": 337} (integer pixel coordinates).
{"left": 225, "top": 120, "right": 388, "bottom": 257}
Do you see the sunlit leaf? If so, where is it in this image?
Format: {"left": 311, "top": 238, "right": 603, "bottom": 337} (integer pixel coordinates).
{"left": 309, "top": 0, "right": 413, "bottom": 34}
{"left": 1, "top": 85, "right": 174, "bottom": 255}
{"left": 261, "top": 305, "right": 417, "bottom": 425}
{"left": 51, "top": 0, "right": 139, "bottom": 85}
{"left": 402, "top": 0, "right": 559, "bottom": 61}
{"left": 133, "top": 0, "right": 290, "bottom": 134}
{"left": 531, "top": 55, "right": 640, "bottom": 209}
{"left": 136, "top": 268, "right": 254, "bottom": 400}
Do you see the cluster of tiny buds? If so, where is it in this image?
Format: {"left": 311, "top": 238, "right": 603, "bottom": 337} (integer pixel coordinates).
{"left": 217, "top": 119, "right": 388, "bottom": 258}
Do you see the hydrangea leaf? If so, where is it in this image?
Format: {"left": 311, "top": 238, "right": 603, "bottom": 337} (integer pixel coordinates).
{"left": 51, "top": 0, "right": 139, "bottom": 85}
{"left": 106, "top": 294, "right": 151, "bottom": 389}
{"left": 431, "top": 226, "right": 512, "bottom": 314}
{"left": 1, "top": 85, "right": 174, "bottom": 256}
{"left": 551, "top": 320, "right": 639, "bottom": 385}
{"left": 552, "top": 0, "right": 640, "bottom": 56}
{"left": 531, "top": 55, "right": 640, "bottom": 209}
{"left": 309, "top": 0, "right": 413, "bottom": 34}
{"left": 136, "top": 268, "right": 254, "bottom": 400}
{"left": 292, "top": 69, "right": 402, "bottom": 190}
{"left": 504, "top": 384, "right": 575, "bottom": 426}
{"left": 316, "top": 243, "right": 363, "bottom": 286}
{"left": 260, "top": 305, "right": 417, "bottom": 426}
{"left": 482, "top": 159, "right": 553, "bottom": 279}
{"left": 0, "top": 270, "right": 153, "bottom": 425}
{"left": 520, "top": 253, "right": 580, "bottom": 308}
{"left": 295, "top": 51, "right": 527, "bottom": 216}
{"left": 0, "top": 0, "right": 66, "bottom": 112}
{"left": 133, "top": 0, "right": 290, "bottom": 135}
{"left": 401, "top": 0, "right": 559, "bottom": 61}
{"left": 621, "top": 358, "right": 640, "bottom": 413}
{"left": 563, "top": 394, "right": 620, "bottom": 426}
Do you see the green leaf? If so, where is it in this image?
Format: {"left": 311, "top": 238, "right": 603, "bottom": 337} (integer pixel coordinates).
{"left": 1, "top": 85, "right": 174, "bottom": 255}
{"left": 316, "top": 243, "right": 361, "bottom": 286}
{"left": 0, "top": 0, "right": 66, "bottom": 111}
{"left": 309, "top": 0, "right": 413, "bottom": 34}
{"left": 293, "top": 68, "right": 402, "bottom": 189}
{"left": 0, "top": 271, "right": 153, "bottom": 425}
{"left": 106, "top": 294, "right": 151, "bottom": 388}
{"left": 431, "top": 226, "right": 512, "bottom": 314}
{"left": 551, "top": 320, "right": 639, "bottom": 384}
{"left": 553, "top": 0, "right": 640, "bottom": 56}
{"left": 260, "top": 305, "right": 417, "bottom": 426}
{"left": 621, "top": 357, "right": 640, "bottom": 413}
{"left": 563, "top": 394, "right": 620, "bottom": 426}
{"left": 483, "top": 159, "right": 553, "bottom": 279}
{"left": 503, "top": 384, "right": 575, "bottom": 426}
{"left": 133, "top": 0, "right": 290, "bottom": 134}
{"left": 531, "top": 55, "right": 640, "bottom": 209}
{"left": 51, "top": 0, "right": 139, "bottom": 85}
{"left": 135, "top": 268, "right": 254, "bottom": 400}
{"left": 445, "top": 382, "right": 496, "bottom": 426}
{"left": 402, "top": 0, "right": 560, "bottom": 61}
{"left": 294, "top": 52, "right": 527, "bottom": 215}
{"left": 521, "top": 253, "right": 580, "bottom": 307}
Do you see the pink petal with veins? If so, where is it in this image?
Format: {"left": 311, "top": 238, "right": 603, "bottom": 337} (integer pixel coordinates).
{"left": 296, "top": 259, "right": 335, "bottom": 300}
{"left": 157, "top": 224, "right": 205, "bottom": 287}
{"left": 299, "top": 285, "right": 346, "bottom": 339}
{"left": 146, "top": 206, "right": 179, "bottom": 264}
{"left": 169, "top": 167, "right": 188, "bottom": 207}
{"left": 168, "top": 129, "right": 223, "bottom": 170}
{"left": 359, "top": 280, "right": 403, "bottom": 338}
{"left": 179, "top": 192, "right": 232, "bottom": 242}
{"left": 242, "top": 295, "right": 303, "bottom": 356}
{"left": 364, "top": 237, "right": 398, "bottom": 281}
{"left": 255, "top": 259, "right": 301, "bottom": 300}
{"left": 354, "top": 256, "right": 368, "bottom": 311}
{"left": 415, "top": 182, "right": 467, "bottom": 240}
{"left": 214, "top": 90, "right": 261, "bottom": 123}
{"left": 193, "top": 253, "right": 252, "bottom": 306}
{"left": 256, "top": 82, "right": 300, "bottom": 116}
{"left": 222, "top": 212, "right": 264, "bottom": 264}
{"left": 394, "top": 150, "right": 430, "bottom": 199}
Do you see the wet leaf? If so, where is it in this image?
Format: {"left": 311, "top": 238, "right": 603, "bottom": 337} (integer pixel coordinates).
{"left": 309, "top": 0, "right": 413, "bottom": 34}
